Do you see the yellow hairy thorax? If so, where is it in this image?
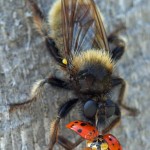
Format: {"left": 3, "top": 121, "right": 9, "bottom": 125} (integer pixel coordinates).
{"left": 72, "top": 49, "right": 114, "bottom": 72}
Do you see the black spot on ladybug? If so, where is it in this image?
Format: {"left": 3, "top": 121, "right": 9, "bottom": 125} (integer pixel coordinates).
{"left": 93, "top": 129, "right": 95, "bottom": 133}
{"left": 80, "top": 123, "right": 87, "bottom": 126}
{"left": 87, "top": 123, "right": 91, "bottom": 126}
{"left": 109, "top": 137, "right": 112, "bottom": 141}
{"left": 112, "top": 143, "right": 115, "bottom": 146}
{"left": 71, "top": 124, "right": 74, "bottom": 127}
{"left": 77, "top": 129, "right": 82, "bottom": 133}
{"left": 74, "top": 121, "right": 78, "bottom": 123}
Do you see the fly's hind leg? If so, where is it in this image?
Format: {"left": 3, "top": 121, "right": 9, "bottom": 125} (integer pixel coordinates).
{"left": 108, "top": 25, "right": 126, "bottom": 61}
{"left": 27, "top": 0, "right": 65, "bottom": 66}
{"left": 26, "top": 0, "right": 48, "bottom": 36}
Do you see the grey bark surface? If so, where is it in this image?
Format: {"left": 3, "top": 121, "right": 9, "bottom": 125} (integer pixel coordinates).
{"left": 0, "top": 0, "right": 150, "bottom": 150}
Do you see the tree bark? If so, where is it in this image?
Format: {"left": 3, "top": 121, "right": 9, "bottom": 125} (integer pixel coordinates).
{"left": 0, "top": 0, "right": 149, "bottom": 149}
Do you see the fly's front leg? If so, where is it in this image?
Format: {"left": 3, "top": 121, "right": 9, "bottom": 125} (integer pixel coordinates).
{"left": 112, "top": 77, "right": 139, "bottom": 116}
{"left": 26, "top": 0, "right": 48, "bottom": 36}
{"left": 102, "top": 117, "right": 121, "bottom": 134}
{"left": 102, "top": 104, "right": 121, "bottom": 134}
{"left": 49, "top": 98, "right": 79, "bottom": 150}
{"left": 58, "top": 136, "right": 84, "bottom": 150}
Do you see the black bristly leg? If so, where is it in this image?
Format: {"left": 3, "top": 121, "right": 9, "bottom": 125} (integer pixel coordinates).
{"left": 27, "top": 0, "right": 48, "bottom": 36}
{"left": 49, "top": 98, "right": 79, "bottom": 150}
{"left": 102, "top": 104, "right": 121, "bottom": 134}
{"left": 27, "top": 0, "right": 65, "bottom": 67}
{"left": 9, "top": 76, "right": 71, "bottom": 112}
{"left": 45, "top": 38, "right": 65, "bottom": 67}
{"left": 108, "top": 26, "right": 126, "bottom": 62}
{"left": 58, "top": 136, "right": 84, "bottom": 150}
{"left": 112, "top": 77, "right": 139, "bottom": 116}
{"left": 102, "top": 117, "right": 121, "bottom": 134}
{"left": 46, "top": 76, "right": 71, "bottom": 89}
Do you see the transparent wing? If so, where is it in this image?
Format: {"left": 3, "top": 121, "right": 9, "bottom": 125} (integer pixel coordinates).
{"left": 61, "top": 0, "right": 110, "bottom": 60}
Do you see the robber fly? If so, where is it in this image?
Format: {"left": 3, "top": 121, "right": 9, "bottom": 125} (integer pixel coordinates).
{"left": 10, "top": 0, "right": 138, "bottom": 149}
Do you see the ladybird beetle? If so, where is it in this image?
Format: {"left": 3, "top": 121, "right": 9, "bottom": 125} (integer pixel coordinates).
{"left": 66, "top": 120, "right": 122, "bottom": 150}
{"left": 86, "top": 134, "right": 122, "bottom": 150}
{"left": 86, "top": 135, "right": 109, "bottom": 150}
{"left": 66, "top": 120, "right": 99, "bottom": 140}
{"left": 103, "top": 134, "right": 122, "bottom": 150}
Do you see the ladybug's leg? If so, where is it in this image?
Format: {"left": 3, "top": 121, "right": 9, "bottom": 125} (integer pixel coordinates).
{"left": 9, "top": 76, "right": 71, "bottom": 112}
{"left": 58, "top": 135, "right": 84, "bottom": 150}
{"left": 112, "top": 77, "right": 139, "bottom": 116}
{"left": 49, "top": 98, "right": 79, "bottom": 150}
{"left": 108, "top": 26, "right": 126, "bottom": 62}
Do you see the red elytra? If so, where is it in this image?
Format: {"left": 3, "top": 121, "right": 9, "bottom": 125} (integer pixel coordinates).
{"left": 103, "top": 134, "right": 123, "bottom": 150}
{"left": 66, "top": 120, "right": 99, "bottom": 140}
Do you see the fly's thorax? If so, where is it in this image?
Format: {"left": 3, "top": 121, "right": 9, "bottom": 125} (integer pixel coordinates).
{"left": 71, "top": 49, "right": 114, "bottom": 93}
{"left": 72, "top": 49, "right": 114, "bottom": 72}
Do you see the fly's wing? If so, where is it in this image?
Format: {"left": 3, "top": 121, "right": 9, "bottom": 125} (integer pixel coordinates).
{"left": 61, "top": 0, "right": 110, "bottom": 61}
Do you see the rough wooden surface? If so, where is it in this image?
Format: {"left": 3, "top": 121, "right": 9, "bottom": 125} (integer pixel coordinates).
{"left": 0, "top": 0, "right": 150, "bottom": 149}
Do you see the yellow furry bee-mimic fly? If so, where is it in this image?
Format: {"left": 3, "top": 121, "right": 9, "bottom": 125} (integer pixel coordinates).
{"left": 9, "top": 0, "right": 138, "bottom": 149}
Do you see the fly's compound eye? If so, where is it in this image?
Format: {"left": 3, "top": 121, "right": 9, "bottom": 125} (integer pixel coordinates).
{"left": 84, "top": 100, "right": 97, "bottom": 118}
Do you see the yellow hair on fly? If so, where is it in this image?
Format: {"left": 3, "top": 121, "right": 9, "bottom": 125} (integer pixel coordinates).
{"left": 72, "top": 49, "right": 114, "bottom": 72}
